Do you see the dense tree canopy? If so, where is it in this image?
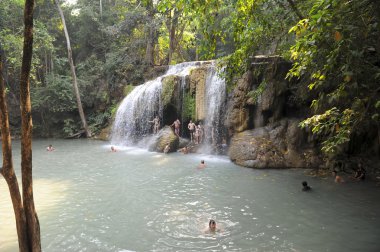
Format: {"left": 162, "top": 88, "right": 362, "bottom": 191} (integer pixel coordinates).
{"left": 0, "top": 0, "right": 379, "bottom": 157}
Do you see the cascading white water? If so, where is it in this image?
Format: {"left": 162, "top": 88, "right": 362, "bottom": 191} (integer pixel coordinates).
{"left": 111, "top": 78, "right": 163, "bottom": 145}
{"left": 111, "top": 61, "right": 227, "bottom": 149}
{"left": 202, "top": 64, "right": 227, "bottom": 149}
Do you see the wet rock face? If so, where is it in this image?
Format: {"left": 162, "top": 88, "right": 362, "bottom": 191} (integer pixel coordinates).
{"left": 228, "top": 119, "right": 320, "bottom": 168}
{"left": 225, "top": 58, "right": 293, "bottom": 135}
{"left": 148, "top": 126, "right": 179, "bottom": 153}
{"left": 189, "top": 67, "right": 208, "bottom": 121}
{"left": 225, "top": 71, "right": 253, "bottom": 133}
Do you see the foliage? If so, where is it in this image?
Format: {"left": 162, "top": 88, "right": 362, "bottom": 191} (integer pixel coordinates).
{"left": 31, "top": 73, "right": 76, "bottom": 113}
{"left": 183, "top": 92, "right": 196, "bottom": 121}
{"left": 192, "top": 0, "right": 311, "bottom": 88}
{"left": 123, "top": 84, "right": 135, "bottom": 96}
{"left": 63, "top": 118, "right": 78, "bottom": 136}
{"left": 300, "top": 107, "right": 357, "bottom": 154}
{"left": 289, "top": 0, "right": 380, "bottom": 154}
{"left": 88, "top": 109, "right": 112, "bottom": 134}
{"left": 247, "top": 79, "right": 267, "bottom": 105}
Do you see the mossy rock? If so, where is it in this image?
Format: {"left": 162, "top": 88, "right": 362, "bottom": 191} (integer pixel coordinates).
{"left": 148, "top": 126, "right": 179, "bottom": 152}
{"left": 95, "top": 126, "right": 111, "bottom": 141}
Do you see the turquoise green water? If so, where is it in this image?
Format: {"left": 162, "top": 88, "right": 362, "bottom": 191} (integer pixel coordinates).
{"left": 1, "top": 139, "right": 379, "bottom": 251}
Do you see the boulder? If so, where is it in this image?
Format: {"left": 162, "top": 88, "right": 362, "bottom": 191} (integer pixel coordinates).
{"left": 148, "top": 126, "right": 179, "bottom": 153}
{"left": 95, "top": 126, "right": 111, "bottom": 141}
{"left": 228, "top": 119, "right": 321, "bottom": 168}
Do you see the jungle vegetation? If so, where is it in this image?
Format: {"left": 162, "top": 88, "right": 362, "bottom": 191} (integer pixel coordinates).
{"left": 1, "top": 0, "right": 379, "bottom": 158}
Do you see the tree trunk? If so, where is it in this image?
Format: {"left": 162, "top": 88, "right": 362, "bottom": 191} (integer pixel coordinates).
{"left": 0, "top": 44, "right": 30, "bottom": 252}
{"left": 168, "top": 8, "right": 179, "bottom": 65}
{"left": 19, "top": 0, "right": 42, "bottom": 251}
{"left": 145, "top": 0, "right": 155, "bottom": 65}
{"left": 55, "top": 0, "right": 91, "bottom": 137}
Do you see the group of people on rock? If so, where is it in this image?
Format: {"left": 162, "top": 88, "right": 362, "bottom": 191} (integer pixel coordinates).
{"left": 187, "top": 120, "right": 204, "bottom": 144}
{"left": 148, "top": 116, "right": 220, "bottom": 149}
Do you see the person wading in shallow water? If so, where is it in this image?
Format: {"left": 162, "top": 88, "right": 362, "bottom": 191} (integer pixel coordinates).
{"left": 332, "top": 171, "right": 344, "bottom": 183}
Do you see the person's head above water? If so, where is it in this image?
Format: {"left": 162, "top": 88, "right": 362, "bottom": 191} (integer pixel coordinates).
{"left": 201, "top": 160, "right": 205, "bottom": 164}
{"left": 302, "top": 181, "right": 311, "bottom": 191}
{"left": 209, "top": 219, "right": 216, "bottom": 231}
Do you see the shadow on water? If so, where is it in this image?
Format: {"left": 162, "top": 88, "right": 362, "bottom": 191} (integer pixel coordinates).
{"left": 1, "top": 139, "right": 380, "bottom": 252}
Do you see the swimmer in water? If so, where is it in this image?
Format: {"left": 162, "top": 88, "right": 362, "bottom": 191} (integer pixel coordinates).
{"left": 198, "top": 160, "right": 206, "bottom": 169}
{"left": 46, "top": 144, "right": 55, "bottom": 151}
{"left": 302, "top": 181, "right": 311, "bottom": 191}
{"left": 205, "top": 219, "right": 222, "bottom": 233}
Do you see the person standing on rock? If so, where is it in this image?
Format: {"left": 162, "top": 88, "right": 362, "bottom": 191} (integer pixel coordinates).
{"left": 188, "top": 120, "right": 196, "bottom": 142}
{"left": 197, "top": 123, "right": 204, "bottom": 144}
{"left": 171, "top": 118, "right": 181, "bottom": 137}
{"left": 149, "top": 116, "right": 160, "bottom": 134}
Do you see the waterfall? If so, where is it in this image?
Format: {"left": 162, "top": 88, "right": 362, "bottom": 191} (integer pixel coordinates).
{"left": 111, "top": 61, "right": 227, "bottom": 151}
{"left": 202, "top": 64, "right": 227, "bottom": 150}
{"left": 111, "top": 78, "right": 163, "bottom": 145}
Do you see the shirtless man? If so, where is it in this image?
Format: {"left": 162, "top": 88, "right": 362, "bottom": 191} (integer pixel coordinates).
{"left": 171, "top": 119, "right": 181, "bottom": 137}
{"left": 46, "top": 144, "right": 55, "bottom": 151}
{"left": 198, "top": 160, "right": 206, "bottom": 169}
{"left": 332, "top": 171, "right": 344, "bottom": 183}
{"left": 188, "top": 120, "right": 196, "bottom": 142}
{"left": 149, "top": 116, "right": 160, "bottom": 134}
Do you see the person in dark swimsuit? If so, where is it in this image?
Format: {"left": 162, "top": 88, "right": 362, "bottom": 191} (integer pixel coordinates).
{"left": 302, "top": 181, "right": 311, "bottom": 191}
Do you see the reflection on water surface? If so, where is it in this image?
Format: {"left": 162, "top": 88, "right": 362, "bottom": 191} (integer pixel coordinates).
{"left": 1, "top": 139, "right": 380, "bottom": 251}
